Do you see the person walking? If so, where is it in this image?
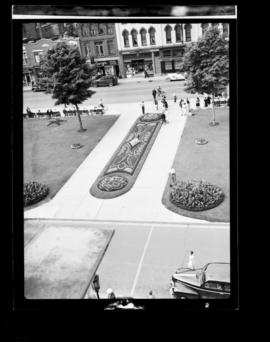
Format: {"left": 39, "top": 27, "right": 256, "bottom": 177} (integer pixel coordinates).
{"left": 186, "top": 98, "right": 190, "bottom": 112}
{"left": 157, "top": 86, "right": 162, "bottom": 97}
{"left": 161, "top": 109, "right": 167, "bottom": 124}
{"left": 169, "top": 167, "right": 176, "bottom": 186}
{"left": 152, "top": 88, "right": 157, "bottom": 101}
{"left": 187, "top": 251, "right": 195, "bottom": 270}
{"left": 154, "top": 98, "right": 158, "bottom": 111}
{"left": 173, "top": 93, "right": 177, "bottom": 103}
{"left": 106, "top": 288, "right": 116, "bottom": 299}
{"left": 204, "top": 96, "right": 208, "bottom": 108}
{"left": 196, "top": 97, "right": 200, "bottom": 109}
{"left": 140, "top": 101, "right": 145, "bottom": 115}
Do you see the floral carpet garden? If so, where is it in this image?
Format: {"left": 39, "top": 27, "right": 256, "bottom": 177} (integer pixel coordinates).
{"left": 24, "top": 115, "right": 119, "bottom": 208}
{"left": 162, "top": 107, "right": 230, "bottom": 222}
{"left": 90, "top": 113, "right": 163, "bottom": 199}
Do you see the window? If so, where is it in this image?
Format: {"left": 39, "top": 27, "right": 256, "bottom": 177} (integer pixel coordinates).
{"left": 140, "top": 28, "right": 147, "bottom": 46}
{"left": 165, "top": 25, "right": 172, "bottom": 43}
{"left": 33, "top": 51, "right": 43, "bottom": 64}
{"left": 122, "top": 30, "right": 130, "bottom": 47}
{"left": 212, "top": 23, "right": 219, "bottom": 29}
{"left": 23, "top": 48, "right": 28, "bottom": 65}
{"left": 175, "top": 24, "right": 182, "bottom": 42}
{"left": 164, "top": 61, "right": 173, "bottom": 71}
{"left": 107, "top": 40, "right": 115, "bottom": 55}
{"left": 174, "top": 61, "right": 182, "bottom": 70}
{"left": 90, "top": 24, "right": 97, "bottom": 36}
{"left": 163, "top": 50, "right": 171, "bottom": 57}
{"left": 95, "top": 42, "right": 104, "bottom": 56}
{"left": 82, "top": 24, "right": 88, "bottom": 37}
{"left": 98, "top": 24, "right": 106, "bottom": 35}
{"left": 185, "top": 24, "right": 192, "bottom": 42}
{"left": 131, "top": 29, "right": 138, "bottom": 47}
{"left": 223, "top": 23, "right": 229, "bottom": 38}
{"left": 201, "top": 23, "right": 209, "bottom": 36}
{"left": 107, "top": 24, "right": 113, "bottom": 34}
{"left": 149, "top": 27, "right": 156, "bottom": 45}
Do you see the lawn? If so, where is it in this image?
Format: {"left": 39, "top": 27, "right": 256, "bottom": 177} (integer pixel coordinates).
{"left": 162, "top": 107, "right": 230, "bottom": 222}
{"left": 24, "top": 115, "right": 119, "bottom": 207}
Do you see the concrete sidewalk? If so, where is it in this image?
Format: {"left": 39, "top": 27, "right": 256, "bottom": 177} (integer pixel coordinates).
{"left": 24, "top": 99, "right": 208, "bottom": 223}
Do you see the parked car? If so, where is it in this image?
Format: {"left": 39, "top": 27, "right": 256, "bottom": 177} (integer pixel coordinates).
{"left": 166, "top": 72, "right": 185, "bottom": 81}
{"left": 32, "top": 83, "right": 47, "bottom": 92}
{"left": 170, "top": 262, "right": 230, "bottom": 299}
{"left": 91, "top": 75, "right": 118, "bottom": 87}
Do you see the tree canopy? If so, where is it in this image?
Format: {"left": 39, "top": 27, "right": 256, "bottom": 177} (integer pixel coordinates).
{"left": 40, "top": 42, "right": 94, "bottom": 106}
{"left": 180, "top": 27, "right": 229, "bottom": 96}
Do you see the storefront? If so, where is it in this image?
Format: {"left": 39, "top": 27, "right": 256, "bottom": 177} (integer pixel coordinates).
{"left": 159, "top": 46, "right": 185, "bottom": 74}
{"left": 122, "top": 50, "right": 155, "bottom": 74}
{"left": 95, "top": 59, "right": 120, "bottom": 77}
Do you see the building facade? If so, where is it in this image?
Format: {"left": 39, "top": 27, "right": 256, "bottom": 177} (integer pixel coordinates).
{"left": 115, "top": 23, "right": 229, "bottom": 77}
{"left": 77, "top": 23, "right": 122, "bottom": 77}
{"left": 23, "top": 36, "right": 81, "bottom": 86}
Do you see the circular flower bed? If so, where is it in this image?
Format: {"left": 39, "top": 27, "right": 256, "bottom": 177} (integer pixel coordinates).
{"left": 140, "top": 113, "right": 162, "bottom": 122}
{"left": 97, "top": 175, "right": 128, "bottom": 192}
{"left": 24, "top": 181, "right": 49, "bottom": 207}
{"left": 170, "top": 180, "right": 224, "bottom": 211}
{"left": 195, "top": 137, "right": 208, "bottom": 145}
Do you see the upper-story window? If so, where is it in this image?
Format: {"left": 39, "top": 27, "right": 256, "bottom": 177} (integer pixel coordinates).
{"left": 107, "top": 40, "right": 115, "bottom": 55}
{"left": 212, "top": 23, "right": 219, "bottom": 29}
{"left": 140, "top": 28, "right": 147, "bottom": 46}
{"left": 165, "top": 25, "right": 172, "bottom": 43}
{"left": 82, "top": 24, "right": 89, "bottom": 37}
{"left": 184, "top": 24, "right": 192, "bottom": 42}
{"left": 222, "top": 23, "right": 229, "bottom": 38}
{"left": 23, "top": 48, "right": 28, "bottom": 65}
{"left": 107, "top": 24, "right": 113, "bottom": 34}
{"left": 175, "top": 24, "right": 182, "bottom": 42}
{"left": 33, "top": 50, "right": 43, "bottom": 64}
{"left": 122, "top": 30, "right": 130, "bottom": 48}
{"left": 95, "top": 41, "right": 104, "bottom": 57}
{"left": 90, "top": 24, "right": 97, "bottom": 36}
{"left": 149, "top": 27, "right": 156, "bottom": 45}
{"left": 201, "top": 23, "right": 209, "bottom": 36}
{"left": 131, "top": 29, "right": 138, "bottom": 47}
{"left": 98, "top": 23, "right": 106, "bottom": 35}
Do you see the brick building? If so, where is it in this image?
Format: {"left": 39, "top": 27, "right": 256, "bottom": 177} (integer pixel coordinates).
{"left": 77, "top": 23, "right": 123, "bottom": 77}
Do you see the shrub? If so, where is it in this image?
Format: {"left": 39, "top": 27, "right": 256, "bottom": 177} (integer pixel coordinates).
{"left": 170, "top": 180, "right": 224, "bottom": 211}
{"left": 24, "top": 181, "right": 49, "bottom": 207}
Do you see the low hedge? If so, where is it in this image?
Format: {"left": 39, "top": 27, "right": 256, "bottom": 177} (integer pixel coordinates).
{"left": 169, "top": 180, "right": 224, "bottom": 211}
{"left": 24, "top": 181, "right": 49, "bottom": 207}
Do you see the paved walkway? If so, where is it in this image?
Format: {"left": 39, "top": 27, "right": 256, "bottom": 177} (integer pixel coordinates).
{"left": 24, "top": 99, "right": 209, "bottom": 223}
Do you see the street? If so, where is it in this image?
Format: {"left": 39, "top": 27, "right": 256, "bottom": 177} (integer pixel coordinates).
{"left": 23, "top": 78, "right": 193, "bottom": 111}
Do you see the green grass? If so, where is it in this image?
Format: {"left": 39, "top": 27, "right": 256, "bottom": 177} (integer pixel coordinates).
{"left": 24, "top": 115, "right": 119, "bottom": 207}
{"left": 162, "top": 107, "right": 230, "bottom": 222}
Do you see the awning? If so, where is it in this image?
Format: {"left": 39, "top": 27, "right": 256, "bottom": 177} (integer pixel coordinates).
{"left": 24, "top": 219, "right": 114, "bottom": 299}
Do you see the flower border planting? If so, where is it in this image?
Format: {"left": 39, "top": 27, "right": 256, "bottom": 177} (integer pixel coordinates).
{"left": 169, "top": 180, "right": 225, "bottom": 212}
{"left": 90, "top": 114, "right": 163, "bottom": 199}
{"left": 24, "top": 181, "right": 49, "bottom": 207}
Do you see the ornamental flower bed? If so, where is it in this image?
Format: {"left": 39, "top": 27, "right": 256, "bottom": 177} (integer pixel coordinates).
{"left": 24, "top": 181, "right": 49, "bottom": 207}
{"left": 97, "top": 175, "right": 128, "bottom": 192}
{"left": 169, "top": 180, "right": 224, "bottom": 211}
{"left": 140, "top": 113, "right": 162, "bottom": 122}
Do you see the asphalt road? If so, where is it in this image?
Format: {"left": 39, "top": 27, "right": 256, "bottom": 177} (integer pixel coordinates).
{"left": 92, "top": 222, "right": 230, "bottom": 299}
{"left": 23, "top": 78, "right": 193, "bottom": 111}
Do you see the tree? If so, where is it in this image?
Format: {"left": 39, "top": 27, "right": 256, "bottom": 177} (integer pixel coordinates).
{"left": 40, "top": 42, "right": 94, "bottom": 132}
{"left": 180, "top": 27, "right": 229, "bottom": 125}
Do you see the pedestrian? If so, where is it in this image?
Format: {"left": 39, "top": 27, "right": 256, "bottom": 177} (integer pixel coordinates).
{"left": 46, "top": 109, "right": 51, "bottom": 119}
{"left": 154, "top": 98, "right": 158, "bottom": 110}
{"left": 173, "top": 93, "right": 177, "bottom": 103}
{"left": 182, "top": 100, "right": 188, "bottom": 115}
{"left": 50, "top": 109, "right": 53, "bottom": 118}
{"left": 157, "top": 86, "right": 162, "bottom": 97}
{"left": 187, "top": 251, "right": 195, "bottom": 270}
{"left": 186, "top": 98, "right": 190, "bottom": 112}
{"left": 99, "top": 99, "right": 104, "bottom": 109}
{"left": 204, "top": 96, "right": 208, "bottom": 107}
{"left": 207, "top": 96, "right": 211, "bottom": 106}
{"left": 106, "top": 288, "right": 116, "bottom": 299}
{"left": 140, "top": 101, "right": 145, "bottom": 115}
{"left": 149, "top": 290, "right": 155, "bottom": 299}
{"left": 161, "top": 111, "right": 167, "bottom": 124}
{"left": 196, "top": 97, "right": 200, "bottom": 108}
{"left": 152, "top": 88, "right": 157, "bottom": 100}
{"left": 169, "top": 167, "right": 176, "bottom": 186}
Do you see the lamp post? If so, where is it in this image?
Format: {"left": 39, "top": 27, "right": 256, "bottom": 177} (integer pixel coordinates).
{"left": 92, "top": 274, "right": 100, "bottom": 299}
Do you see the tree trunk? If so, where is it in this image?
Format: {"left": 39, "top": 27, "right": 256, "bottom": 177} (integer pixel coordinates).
{"left": 211, "top": 93, "right": 216, "bottom": 123}
{"left": 75, "top": 104, "right": 86, "bottom": 132}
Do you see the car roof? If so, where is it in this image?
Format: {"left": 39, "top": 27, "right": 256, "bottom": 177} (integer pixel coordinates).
{"left": 204, "top": 263, "right": 230, "bottom": 283}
